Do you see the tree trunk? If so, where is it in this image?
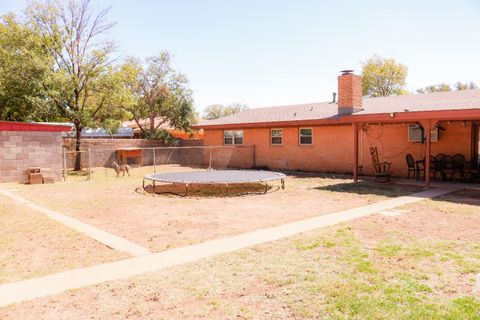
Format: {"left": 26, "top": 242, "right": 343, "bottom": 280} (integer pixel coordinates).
{"left": 150, "top": 115, "right": 155, "bottom": 131}
{"left": 74, "top": 124, "right": 83, "bottom": 171}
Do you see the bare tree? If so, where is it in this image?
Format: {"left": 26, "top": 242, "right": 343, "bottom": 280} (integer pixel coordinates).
{"left": 27, "top": 0, "right": 126, "bottom": 170}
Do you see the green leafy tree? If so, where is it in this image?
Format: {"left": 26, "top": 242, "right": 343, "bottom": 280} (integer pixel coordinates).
{"left": 361, "top": 55, "right": 408, "bottom": 97}
{"left": 26, "top": 0, "right": 129, "bottom": 170}
{"left": 203, "top": 103, "right": 249, "bottom": 120}
{"left": 0, "top": 14, "right": 53, "bottom": 121}
{"left": 121, "top": 52, "right": 196, "bottom": 141}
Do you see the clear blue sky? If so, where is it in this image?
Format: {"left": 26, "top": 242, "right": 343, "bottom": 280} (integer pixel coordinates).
{"left": 1, "top": 0, "right": 480, "bottom": 114}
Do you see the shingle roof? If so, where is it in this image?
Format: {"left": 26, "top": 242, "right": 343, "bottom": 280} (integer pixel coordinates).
{"left": 197, "top": 89, "right": 480, "bottom": 127}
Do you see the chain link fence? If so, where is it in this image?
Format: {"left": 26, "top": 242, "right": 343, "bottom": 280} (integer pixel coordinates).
{"left": 62, "top": 145, "right": 256, "bottom": 181}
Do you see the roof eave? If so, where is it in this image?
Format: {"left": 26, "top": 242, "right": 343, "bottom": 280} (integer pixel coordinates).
{"left": 192, "top": 108, "right": 480, "bottom": 130}
{"left": 0, "top": 121, "right": 73, "bottom": 132}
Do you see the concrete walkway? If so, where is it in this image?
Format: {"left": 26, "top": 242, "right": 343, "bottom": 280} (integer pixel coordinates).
{"left": 0, "top": 189, "right": 151, "bottom": 257}
{"left": 0, "top": 186, "right": 459, "bottom": 307}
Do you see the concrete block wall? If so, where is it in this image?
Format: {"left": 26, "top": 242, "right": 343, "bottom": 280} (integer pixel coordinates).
{"left": 0, "top": 131, "right": 63, "bottom": 183}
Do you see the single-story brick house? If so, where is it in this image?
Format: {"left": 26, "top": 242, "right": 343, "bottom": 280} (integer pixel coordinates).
{"left": 0, "top": 121, "right": 72, "bottom": 183}
{"left": 193, "top": 71, "right": 480, "bottom": 187}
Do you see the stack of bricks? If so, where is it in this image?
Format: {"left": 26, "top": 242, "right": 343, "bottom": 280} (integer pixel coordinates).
{"left": 0, "top": 131, "right": 63, "bottom": 183}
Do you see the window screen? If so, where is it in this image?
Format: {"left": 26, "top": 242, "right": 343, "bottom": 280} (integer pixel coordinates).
{"left": 299, "top": 128, "right": 312, "bottom": 145}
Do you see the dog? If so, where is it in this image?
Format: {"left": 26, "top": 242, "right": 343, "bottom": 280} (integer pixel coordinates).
{"left": 112, "top": 162, "right": 130, "bottom": 177}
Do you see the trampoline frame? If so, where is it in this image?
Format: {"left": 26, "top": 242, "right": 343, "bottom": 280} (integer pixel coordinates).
{"left": 142, "top": 170, "right": 286, "bottom": 197}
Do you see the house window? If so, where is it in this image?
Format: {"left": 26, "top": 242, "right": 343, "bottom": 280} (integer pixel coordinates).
{"left": 299, "top": 128, "right": 313, "bottom": 145}
{"left": 224, "top": 130, "right": 243, "bottom": 145}
{"left": 271, "top": 128, "right": 283, "bottom": 145}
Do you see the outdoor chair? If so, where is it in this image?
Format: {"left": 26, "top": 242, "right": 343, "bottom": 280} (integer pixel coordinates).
{"left": 406, "top": 154, "right": 424, "bottom": 180}
{"left": 442, "top": 155, "right": 455, "bottom": 181}
{"left": 452, "top": 154, "right": 466, "bottom": 181}
{"left": 406, "top": 154, "right": 416, "bottom": 179}
{"left": 370, "top": 146, "right": 391, "bottom": 183}
{"left": 431, "top": 153, "right": 445, "bottom": 180}
{"left": 464, "top": 161, "right": 480, "bottom": 182}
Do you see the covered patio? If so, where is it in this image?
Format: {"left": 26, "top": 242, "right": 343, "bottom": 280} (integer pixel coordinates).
{"left": 351, "top": 108, "right": 480, "bottom": 188}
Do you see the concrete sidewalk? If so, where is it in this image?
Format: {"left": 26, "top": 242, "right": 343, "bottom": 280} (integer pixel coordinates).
{"left": 0, "top": 186, "right": 459, "bottom": 307}
{"left": 0, "top": 189, "right": 151, "bottom": 257}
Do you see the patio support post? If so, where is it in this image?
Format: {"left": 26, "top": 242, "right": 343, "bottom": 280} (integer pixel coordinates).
{"left": 421, "top": 119, "right": 437, "bottom": 189}
{"left": 353, "top": 122, "right": 359, "bottom": 182}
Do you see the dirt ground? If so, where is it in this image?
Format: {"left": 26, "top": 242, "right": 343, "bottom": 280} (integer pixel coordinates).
{"left": 0, "top": 195, "right": 127, "bottom": 284}
{"left": 2, "top": 188, "right": 479, "bottom": 319}
{"left": 5, "top": 165, "right": 421, "bottom": 252}
{"left": 352, "top": 188, "right": 480, "bottom": 242}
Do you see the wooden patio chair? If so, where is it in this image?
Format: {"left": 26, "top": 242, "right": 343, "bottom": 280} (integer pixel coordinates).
{"left": 370, "top": 147, "right": 391, "bottom": 183}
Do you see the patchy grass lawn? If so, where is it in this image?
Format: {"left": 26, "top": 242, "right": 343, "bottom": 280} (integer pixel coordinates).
{"left": 2, "top": 189, "right": 478, "bottom": 319}
{"left": 0, "top": 195, "right": 127, "bottom": 284}
{"left": 3, "top": 165, "right": 421, "bottom": 253}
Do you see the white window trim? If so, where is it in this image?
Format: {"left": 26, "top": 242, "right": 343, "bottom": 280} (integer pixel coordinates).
{"left": 299, "top": 127, "right": 313, "bottom": 145}
{"left": 270, "top": 128, "right": 283, "bottom": 145}
{"left": 223, "top": 130, "right": 234, "bottom": 145}
{"left": 224, "top": 130, "right": 244, "bottom": 145}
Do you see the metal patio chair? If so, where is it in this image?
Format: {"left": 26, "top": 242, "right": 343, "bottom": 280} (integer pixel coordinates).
{"left": 431, "top": 153, "right": 445, "bottom": 180}
{"left": 406, "top": 154, "right": 424, "bottom": 180}
{"left": 452, "top": 154, "right": 466, "bottom": 182}
{"left": 442, "top": 155, "right": 455, "bottom": 181}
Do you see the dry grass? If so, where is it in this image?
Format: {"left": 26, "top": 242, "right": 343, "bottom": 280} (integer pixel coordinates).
{"left": 4, "top": 165, "right": 420, "bottom": 253}
{"left": 2, "top": 190, "right": 478, "bottom": 319}
{"left": 0, "top": 195, "right": 127, "bottom": 284}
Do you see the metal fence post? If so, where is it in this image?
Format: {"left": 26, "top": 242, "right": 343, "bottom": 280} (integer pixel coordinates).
{"left": 153, "top": 148, "right": 156, "bottom": 173}
{"left": 62, "top": 147, "right": 67, "bottom": 181}
{"left": 87, "top": 148, "right": 92, "bottom": 181}
{"left": 209, "top": 147, "right": 212, "bottom": 170}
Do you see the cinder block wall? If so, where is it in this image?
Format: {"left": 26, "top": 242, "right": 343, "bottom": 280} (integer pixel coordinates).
{"left": 0, "top": 131, "right": 63, "bottom": 183}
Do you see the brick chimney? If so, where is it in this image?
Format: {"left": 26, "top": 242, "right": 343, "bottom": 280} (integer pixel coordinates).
{"left": 337, "top": 70, "right": 363, "bottom": 116}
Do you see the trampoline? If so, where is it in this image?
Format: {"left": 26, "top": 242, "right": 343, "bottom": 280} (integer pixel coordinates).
{"left": 143, "top": 170, "right": 286, "bottom": 196}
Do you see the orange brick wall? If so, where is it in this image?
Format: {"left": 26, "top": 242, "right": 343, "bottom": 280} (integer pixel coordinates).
{"left": 204, "top": 121, "right": 473, "bottom": 177}
{"left": 203, "top": 131, "right": 254, "bottom": 168}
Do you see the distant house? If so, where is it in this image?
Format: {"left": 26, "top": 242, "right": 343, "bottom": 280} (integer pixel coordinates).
{"left": 123, "top": 118, "right": 204, "bottom": 140}
{"left": 193, "top": 71, "right": 480, "bottom": 187}
{"left": 64, "top": 126, "right": 134, "bottom": 139}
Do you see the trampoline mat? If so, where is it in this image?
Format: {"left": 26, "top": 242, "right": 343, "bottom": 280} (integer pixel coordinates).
{"left": 144, "top": 170, "right": 285, "bottom": 184}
